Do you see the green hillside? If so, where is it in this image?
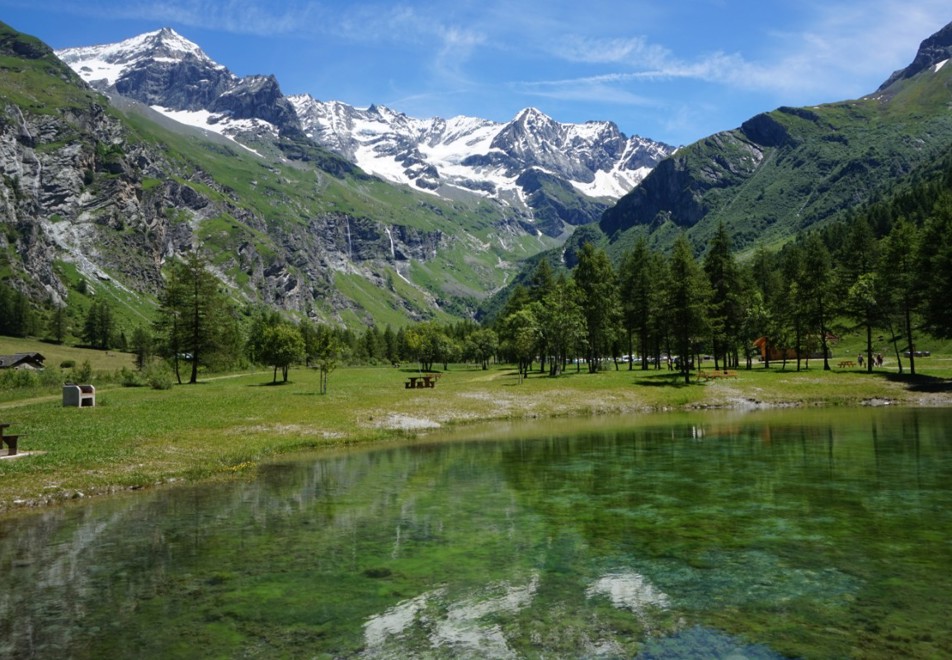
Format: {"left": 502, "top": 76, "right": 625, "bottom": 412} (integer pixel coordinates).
{"left": 600, "top": 40, "right": 952, "bottom": 258}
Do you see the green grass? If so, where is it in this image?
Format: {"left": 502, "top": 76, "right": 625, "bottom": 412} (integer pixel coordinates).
{"left": 0, "top": 336, "right": 136, "bottom": 372}
{"left": 2, "top": 336, "right": 951, "bottom": 516}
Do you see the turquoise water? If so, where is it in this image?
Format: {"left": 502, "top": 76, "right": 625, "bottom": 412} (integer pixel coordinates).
{"left": 1, "top": 407, "right": 951, "bottom": 658}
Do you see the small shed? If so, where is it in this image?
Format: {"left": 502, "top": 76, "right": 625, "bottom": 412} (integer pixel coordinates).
{"left": 0, "top": 353, "right": 46, "bottom": 370}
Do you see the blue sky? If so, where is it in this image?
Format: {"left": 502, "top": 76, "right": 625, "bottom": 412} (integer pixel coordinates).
{"left": 2, "top": 1, "right": 950, "bottom": 146}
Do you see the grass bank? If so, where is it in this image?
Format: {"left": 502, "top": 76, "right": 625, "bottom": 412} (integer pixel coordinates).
{"left": 2, "top": 351, "right": 952, "bottom": 516}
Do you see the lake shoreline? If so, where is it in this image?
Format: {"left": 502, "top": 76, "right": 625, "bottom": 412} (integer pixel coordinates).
{"left": 2, "top": 363, "right": 951, "bottom": 517}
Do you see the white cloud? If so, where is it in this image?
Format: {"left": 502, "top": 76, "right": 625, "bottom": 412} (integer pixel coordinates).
{"left": 516, "top": 75, "right": 660, "bottom": 107}
{"left": 515, "top": 0, "right": 950, "bottom": 105}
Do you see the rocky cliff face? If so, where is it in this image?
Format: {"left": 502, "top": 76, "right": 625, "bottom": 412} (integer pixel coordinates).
{"left": 876, "top": 21, "right": 952, "bottom": 93}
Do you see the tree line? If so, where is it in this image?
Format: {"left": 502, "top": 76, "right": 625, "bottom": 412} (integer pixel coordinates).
{"left": 489, "top": 187, "right": 952, "bottom": 383}
{"left": 3, "top": 164, "right": 952, "bottom": 385}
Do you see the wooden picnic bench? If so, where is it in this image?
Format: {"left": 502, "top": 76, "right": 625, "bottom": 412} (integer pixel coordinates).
{"left": 405, "top": 375, "right": 437, "bottom": 389}
{"left": 838, "top": 360, "right": 855, "bottom": 368}
{"left": 0, "top": 423, "right": 20, "bottom": 456}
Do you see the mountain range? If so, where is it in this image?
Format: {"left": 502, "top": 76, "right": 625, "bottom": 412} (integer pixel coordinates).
{"left": 56, "top": 28, "right": 674, "bottom": 238}
{"left": 2, "top": 18, "right": 952, "bottom": 333}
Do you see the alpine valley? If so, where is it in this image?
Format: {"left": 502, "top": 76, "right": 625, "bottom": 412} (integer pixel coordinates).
{"left": 2, "top": 18, "right": 952, "bottom": 329}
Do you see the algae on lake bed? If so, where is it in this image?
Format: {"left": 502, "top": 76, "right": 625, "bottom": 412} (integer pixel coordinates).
{"left": 1, "top": 406, "right": 951, "bottom": 658}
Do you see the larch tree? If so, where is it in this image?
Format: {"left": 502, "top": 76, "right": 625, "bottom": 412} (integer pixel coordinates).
{"left": 155, "top": 252, "right": 232, "bottom": 385}
{"left": 703, "top": 223, "right": 744, "bottom": 370}
{"left": 619, "top": 236, "right": 659, "bottom": 371}
{"left": 838, "top": 217, "right": 879, "bottom": 372}
{"left": 800, "top": 234, "right": 834, "bottom": 371}
{"left": 572, "top": 242, "right": 620, "bottom": 373}
{"left": 666, "top": 234, "right": 710, "bottom": 384}
{"left": 878, "top": 218, "right": 919, "bottom": 374}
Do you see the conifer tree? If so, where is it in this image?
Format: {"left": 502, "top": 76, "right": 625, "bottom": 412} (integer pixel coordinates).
{"left": 666, "top": 234, "right": 710, "bottom": 384}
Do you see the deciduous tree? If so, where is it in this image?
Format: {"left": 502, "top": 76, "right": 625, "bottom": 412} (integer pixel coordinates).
{"left": 261, "top": 322, "right": 305, "bottom": 383}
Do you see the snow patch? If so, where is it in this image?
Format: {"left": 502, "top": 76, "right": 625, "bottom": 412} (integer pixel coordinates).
{"left": 148, "top": 107, "right": 269, "bottom": 156}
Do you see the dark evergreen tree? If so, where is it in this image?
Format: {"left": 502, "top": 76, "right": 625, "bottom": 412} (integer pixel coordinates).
{"left": 918, "top": 196, "right": 952, "bottom": 340}
{"left": 47, "top": 304, "right": 68, "bottom": 344}
{"left": 879, "top": 218, "right": 920, "bottom": 374}
{"left": 131, "top": 325, "right": 153, "bottom": 370}
{"left": 703, "top": 223, "right": 744, "bottom": 369}
{"left": 572, "top": 243, "right": 620, "bottom": 373}
{"left": 666, "top": 234, "right": 710, "bottom": 384}
{"left": 82, "top": 299, "right": 114, "bottom": 349}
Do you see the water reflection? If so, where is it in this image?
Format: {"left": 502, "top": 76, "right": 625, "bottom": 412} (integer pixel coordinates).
{"left": 0, "top": 407, "right": 950, "bottom": 658}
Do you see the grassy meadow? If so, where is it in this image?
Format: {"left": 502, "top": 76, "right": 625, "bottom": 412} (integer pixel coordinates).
{"left": 2, "top": 336, "right": 952, "bottom": 516}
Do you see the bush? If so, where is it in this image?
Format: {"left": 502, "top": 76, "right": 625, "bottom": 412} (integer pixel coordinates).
{"left": 0, "top": 369, "right": 37, "bottom": 390}
{"left": 69, "top": 359, "right": 94, "bottom": 384}
{"left": 0, "top": 367, "right": 60, "bottom": 391}
{"left": 119, "top": 367, "right": 145, "bottom": 387}
{"left": 60, "top": 360, "right": 76, "bottom": 369}
{"left": 145, "top": 364, "right": 174, "bottom": 390}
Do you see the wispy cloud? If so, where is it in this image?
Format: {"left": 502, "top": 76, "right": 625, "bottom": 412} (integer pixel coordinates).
{"left": 515, "top": 74, "right": 660, "bottom": 107}
{"left": 15, "top": 0, "right": 325, "bottom": 37}
{"left": 515, "top": 0, "right": 950, "bottom": 102}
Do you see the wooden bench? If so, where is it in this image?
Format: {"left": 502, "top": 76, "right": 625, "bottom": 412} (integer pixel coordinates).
{"left": 405, "top": 375, "right": 437, "bottom": 389}
{"left": 838, "top": 360, "right": 855, "bottom": 369}
{"left": 0, "top": 423, "right": 20, "bottom": 456}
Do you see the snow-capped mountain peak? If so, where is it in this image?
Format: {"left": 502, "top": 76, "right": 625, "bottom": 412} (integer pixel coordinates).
{"left": 290, "top": 94, "right": 674, "bottom": 219}
{"left": 57, "top": 29, "right": 302, "bottom": 142}
{"left": 56, "top": 27, "right": 224, "bottom": 87}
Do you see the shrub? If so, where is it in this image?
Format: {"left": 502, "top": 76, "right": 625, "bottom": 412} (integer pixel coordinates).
{"left": 69, "top": 359, "right": 93, "bottom": 384}
{"left": 0, "top": 369, "right": 37, "bottom": 390}
{"left": 60, "top": 359, "right": 76, "bottom": 369}
{"left": 145, "top": 364, "right": 174, "bottom": 390}
{"left": 119, "top": 367, "right": 145, "bottom": 387}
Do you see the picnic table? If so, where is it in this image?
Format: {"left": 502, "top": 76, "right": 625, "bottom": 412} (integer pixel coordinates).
{"left": 838, "top": 360, "right": 855, "bottom": 368}
{"left": 0, "top": 423, "right": 19, "bottom": 456}
{"left": 405, "top": 374, "right": 438, "bottom": 389}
